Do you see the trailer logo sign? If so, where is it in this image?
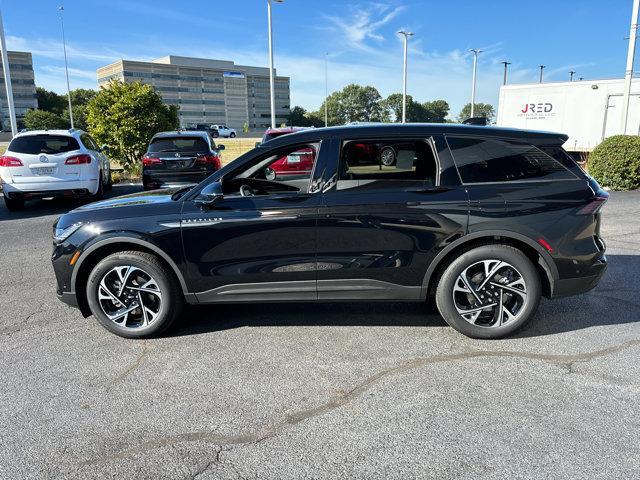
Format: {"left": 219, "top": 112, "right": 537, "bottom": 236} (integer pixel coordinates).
{"left": 519, "top": 102, "right": 555, "bottom": 119}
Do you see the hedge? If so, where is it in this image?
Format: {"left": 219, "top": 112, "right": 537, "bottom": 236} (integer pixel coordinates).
{"left": 589, "top": 135, "right": 640, "bottom": 190}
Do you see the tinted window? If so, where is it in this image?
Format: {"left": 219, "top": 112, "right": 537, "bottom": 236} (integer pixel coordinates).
{"left": 337, "top": 139, "right": 437, "bottom": 191}
{"left": 447, "top": 137, "right": 575, "bottom": 183}
{"left": 80, "top": 133, "right": 98, "bottom": 151}
{"left": 148, "top": 136, "right": 210, "bottom": 153}
{"left": 9, "top": 135, "right": 80, "bottom": 155}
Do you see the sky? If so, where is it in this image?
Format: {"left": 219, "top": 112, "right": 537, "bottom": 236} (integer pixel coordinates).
{"left": 0, "top": 0, "right": 634, "bottom": 117}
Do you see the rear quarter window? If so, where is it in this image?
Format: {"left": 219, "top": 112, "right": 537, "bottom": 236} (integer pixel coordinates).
{"left": 447, "top": 136, "right": 577, "bottom": 183}
{"left": 8, "top": 135, "right": 80, "bottom": 155}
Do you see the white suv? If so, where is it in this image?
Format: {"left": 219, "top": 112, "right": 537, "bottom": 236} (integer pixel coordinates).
{"left": 0, "top": 129, "right": 111, "bottom": 210}
{"left": 211, "top": 124, "right": 237, "bottom": 138}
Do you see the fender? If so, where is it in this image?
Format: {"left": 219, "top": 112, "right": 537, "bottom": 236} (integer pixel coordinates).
{"left": 420, "top": 229, "right": 559, "bottom": 298}
{"left": 70, "top": 233, "right": 195, "bottom": 302}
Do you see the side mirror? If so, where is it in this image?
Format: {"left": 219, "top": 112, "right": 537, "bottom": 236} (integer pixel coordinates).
{"left": 216, "top": 144, "right": 225, "bottom": 151}
{"left": 255, "top": 141, "right": 261, "bottom": 148}
{"left": 100, "top": 144, "right": 110, "bottom": 153}
{"left": 195, "top": 180, "right": 224, "bottom": 206}
{"left": 265, "top": 167, "right": 276, "bottom": 181}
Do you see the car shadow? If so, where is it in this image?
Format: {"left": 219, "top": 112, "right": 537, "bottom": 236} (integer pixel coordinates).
{"left": 0, "top": 183, "right": 142, "bottom": 222}
{"left": 170, "top": 254, "right": 640, "bottom": 338}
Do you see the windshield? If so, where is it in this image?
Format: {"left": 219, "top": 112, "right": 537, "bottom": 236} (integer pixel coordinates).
{"left": 9, "top": 135, "right": 80, "bottom": 155}
{"left": 148, "top": 136, "right": 210, "bottom": 153}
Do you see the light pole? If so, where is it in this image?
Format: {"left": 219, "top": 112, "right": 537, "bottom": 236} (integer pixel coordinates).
{"left": 569, "top": 70, "right": 576, "bottom": 81}
{"left": 538, "top": 65, "right": 546, "bottom": 83}
{"left": 0, "top": 8, "right": 17, "bottom": 136}
{"left": 398, "top": 30, "right": 414, "bottom": 123}
{"left": 501, "top": 61, "right": 511, "bottom": 86}
{"left": 469, "top": 49, "right": 482, "bottom": 118}
{"left": 621, "top": 0, "right": 640, "bottom": 134}
{"left": 267, "top": 0, "right": 283, "bottom": 129}
{"left": 324, "top": 52, "right": 328, "bottom": 127}
{"left": 59, "top": 5, "right": 74, "bottom": 128}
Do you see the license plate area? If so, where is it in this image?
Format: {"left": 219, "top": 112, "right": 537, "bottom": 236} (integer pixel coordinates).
{"left": 32, "top": 167, "right": 56, "bottom": 176}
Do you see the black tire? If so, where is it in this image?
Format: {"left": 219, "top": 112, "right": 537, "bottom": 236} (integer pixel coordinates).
{"left": 3, "top": 194, "right": 25, "bottom": 211}
{"left": 229, "top": 132, "right": 236, "bottom": 138}
{"left": 86, "top": 251, "right": 184, "bottom": 338}
{"left": 212, "top": 131, "right": 219, "bottom": 138}
{"left": 93, "top": 172, "right": 104, "bottom": 200}
{"left": 435, "top": 244, "right": 541, "bottom": 339}
{"left": 380, "top": 146, "right": 396, "bottom": 166}
{"left": 104, "top": 169, "right": 113, "bottom": 192}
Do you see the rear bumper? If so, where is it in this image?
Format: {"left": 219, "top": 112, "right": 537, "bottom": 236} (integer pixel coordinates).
{"left": 551, "top": 256, "right": 607, "bottom": 298}
{"left": 2, "top": 179, "right": 98, "bottom": 197}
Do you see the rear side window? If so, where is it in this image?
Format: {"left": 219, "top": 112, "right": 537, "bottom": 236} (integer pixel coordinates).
{"left": 9, "top": 135, "right": 80, "bottom": 155}
{"left": 148, "top": 136, "right": 210, "bottom": 153}
{"left": 447, "top": 136, "right": 576, "bottom": 183}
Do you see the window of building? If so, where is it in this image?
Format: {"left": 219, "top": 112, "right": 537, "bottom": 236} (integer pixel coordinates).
{"left": 336, "top": 139, "right": 438, "bottom": 191}
{"left": 447, "top": 136, "right": 576, "bottom": 183}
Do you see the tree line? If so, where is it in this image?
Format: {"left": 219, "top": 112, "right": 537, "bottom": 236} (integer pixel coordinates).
{"left": 287, "top": 84, "right": 494, "bottom": 127}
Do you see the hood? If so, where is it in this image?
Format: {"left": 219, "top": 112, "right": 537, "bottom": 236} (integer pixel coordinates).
{"left": 72, "top": 187, "right": 185, "bottom": 212}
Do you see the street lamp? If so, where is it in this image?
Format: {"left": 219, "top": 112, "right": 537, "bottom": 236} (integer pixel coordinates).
{"left": 324, "top": 52, "right": 328, "bottom": 127}
{"left": 621, "top": 0, "right": 640, "bottom": 134}
{"left": 469, "top": 49, "right": 482, "bottom": 118}
{"left": 398, "top": 30, "right": 414, "bottom": 123}
{"left": 538, "top": 64, "right": 546, "bottom": 83}
{"left": 267, "top": 0, "right": 284, "bottom": 129}
{"left": 59, "top": 5, "right": 73, "bottom": 128}
{"left": 0, "top": 8, "right": 17, "bottom": 136}
{"left": 501, "top": 61, "right": 511, "bottom": 86}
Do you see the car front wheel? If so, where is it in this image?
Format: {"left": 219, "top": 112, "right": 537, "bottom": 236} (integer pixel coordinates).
{"left": 380, "top": 146, "right": 396, "bottom": 166}
{"left": 229, "top": 132, "right": 236, "bottom": 138}
{"left": 86, "top": 251, "right": 183, "bottom": 338}
{"left": 435, "top": 244, "right": 541, "bottom": 339}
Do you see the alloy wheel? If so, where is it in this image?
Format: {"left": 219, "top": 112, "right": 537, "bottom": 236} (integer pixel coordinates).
{"left": 452, "top": 259, "right": 527, "bottom": 328}
{"left": 97, "top": 266, "right": 163, "bottom": 329}
{"left": 380, "top": 148, "right": 395, "bottom": 166}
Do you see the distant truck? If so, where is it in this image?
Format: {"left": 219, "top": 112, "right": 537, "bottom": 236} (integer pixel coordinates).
{"left": 496, "top": 78, "right": 640, "bottom": 152}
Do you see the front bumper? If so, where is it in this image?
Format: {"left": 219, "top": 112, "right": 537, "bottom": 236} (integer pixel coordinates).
{"left": 57, "top": 290, "right": 78, "bottom": 308}
{"left": 552, "top": 256, "right": 607, "bottom": 298}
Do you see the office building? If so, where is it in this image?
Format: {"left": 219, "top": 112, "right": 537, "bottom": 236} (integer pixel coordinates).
{"left": 97, "top": 55, "right": 290, "bottom": 129}
{"left": 0, "top": 51, "right": 37, "bottom": 130}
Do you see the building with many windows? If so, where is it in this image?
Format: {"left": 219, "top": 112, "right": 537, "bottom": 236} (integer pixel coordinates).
{"left": 0, "top": 51, "right": 37, "bottom": 130}
{"left": 97, "top": 55, "right": 290, "bottom": 130}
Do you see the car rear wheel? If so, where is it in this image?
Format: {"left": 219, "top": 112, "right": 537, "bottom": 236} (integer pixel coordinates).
{"left": 3, "top": 194, "right": 25, "bottom": 211}
{"left": 86, "top": 251, "right": 183, "bottom": 338}
{"left": 93, "top": 172, "right": 104, "bottom": 200}
{"left": 230, "top": 132, "right": 236, "bottom": 138}
{"left": 435, "top": 244, "right": 541, "bottom": 339}
{"left": 104, "top": 169, "right": 113, "bottom": 192}
{"left": 380, "top": 146, "right": 396, "bottom": 166}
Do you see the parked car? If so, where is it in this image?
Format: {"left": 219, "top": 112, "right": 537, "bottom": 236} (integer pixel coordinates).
{"left": 1, "top": 129, "right": 111, "bottom": 211}
{"left": 52, "top": 124, "right": 608, "bottom": 340}
{"left": 211, "top": 124, "right": 236, "bottom": 138}
{"left": 142, "top": 131, "right": 224, "bottom": 190}
{"left": 185, "top": 124, "right": 219, "bottom": 138}
{"left": 260, "top": 126, "right": 312, "bottom": 144}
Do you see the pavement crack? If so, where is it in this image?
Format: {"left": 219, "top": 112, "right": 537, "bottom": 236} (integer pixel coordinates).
{"left": 111, "top": 341, "right": 150, "bottom": 385}
{"left": 79, "top": 337, "right": 640, "bottom": 466}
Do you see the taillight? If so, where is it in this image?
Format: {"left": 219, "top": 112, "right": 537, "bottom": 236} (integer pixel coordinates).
{"left": 65, "top": 154, "right": 92, "bottom": 165}
{"left": 0, "top": 156, "right": 23, "bottom": 167}
{"left": 142, "top": 155, "right": 162, "bottom": 167}
{"left": 577, "top": 194, "right": 608, "bottom": 215}
{"left": 196, "top": 154, "right": 221, "bottom": 169}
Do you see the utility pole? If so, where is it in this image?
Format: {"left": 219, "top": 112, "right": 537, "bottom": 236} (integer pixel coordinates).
{"left": 538, "top": 65, "right": 546, "bottom": 83}
{"left": 59, "top": 5, "right": 74, "bottom": 128}
{"left": 621, "top": 0, "right": 640, "bottom": 134}
{"left": 569, "top": 70, "right": 576, "bottom": 81}
{"left": 267, "top": 0, "right": 284, "bottom": 129}
{"left": 398, "top": 30, "right": 414, "bottom": 123}
{"left": 324, "top": 52, "right": 328, "bottom": 127}
{"left": 0, "top": 8, "right": 17, "bottom": 136}
{"left": 469, "top": 49, "right": 482, "bottom": 118}
{"left": 501, "top": 61, "right": 511, "bottom": 86}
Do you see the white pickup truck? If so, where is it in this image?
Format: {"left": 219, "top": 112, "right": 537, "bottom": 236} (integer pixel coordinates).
{"left": 211, "top": 124, "right": 237, "bottom": 138}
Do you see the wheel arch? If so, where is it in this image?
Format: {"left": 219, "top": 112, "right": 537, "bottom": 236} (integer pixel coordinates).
{"left": 71, "top": 236, "right": 193, "bottom": 317}
{"left": 422, "top": 230, "right": 558, "bottom": 301}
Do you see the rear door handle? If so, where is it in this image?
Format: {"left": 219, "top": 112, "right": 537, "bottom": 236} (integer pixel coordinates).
{"left": 406, "top": 186, "right": 452, "bottom": 194}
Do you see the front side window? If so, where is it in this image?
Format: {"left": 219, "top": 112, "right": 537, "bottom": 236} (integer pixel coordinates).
{"left": 223, "top": 143, "right": 320, "bottom": 197}
{"left": 447, "top": 136, "right": 576, "bottom": 183}
{"left": 9, "top": 135, "right": 80, "bottom": 155}
{"left": 336, "top": 139, "right": 437, "bottom": 191}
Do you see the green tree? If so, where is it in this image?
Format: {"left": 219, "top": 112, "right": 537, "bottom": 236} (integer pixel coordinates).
{"left": 422, "top": 100, "right": 450, "bottom": 123}
{"left": 318, "top": 84, "right": 387, "bottom": 125}
{"left": 86, "top": 80, "right": 179, "bottom": 173}
{"left": 68, "top": 88, "right": 98, "bottom": 106}
{"left": 458, "top": 103, "right": 495, "bottom": 123}
{"left": 23, "top": 109, "right": 69, "bottom": 130}
{"left": 288, "top": 106, "right": 308, "bottom": 126}
{"left": 35, "top": 87, "right": 66, "bottom": 115}
{"left": 382, "top": 94, "right": 450, "bottom": 123}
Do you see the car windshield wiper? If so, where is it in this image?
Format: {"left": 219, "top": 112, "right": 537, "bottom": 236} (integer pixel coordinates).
{"left": 170, "top": 185, "right": 194, "bottom": 201}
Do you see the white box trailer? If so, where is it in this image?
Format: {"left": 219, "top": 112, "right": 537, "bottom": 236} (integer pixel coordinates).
{"left": 496, "top": 78, "right": 640, "bottom": 151}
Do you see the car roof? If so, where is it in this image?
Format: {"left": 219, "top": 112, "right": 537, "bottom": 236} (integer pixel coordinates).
{"left": 15, "top": 129, "right": 84, "bottom": 138}
{"left": 259, "top": 123, "right": 568, "bottom": 148}
{"left": 152, "top": 130, "right": 211, "bottom": 139}
{"left": 265, "top": 126, "right": 312, "bottom": 135}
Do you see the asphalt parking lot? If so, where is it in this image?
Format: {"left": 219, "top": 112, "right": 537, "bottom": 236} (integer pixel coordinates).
{"left": 1, "top": 186, "right": 639, "bottom": 479}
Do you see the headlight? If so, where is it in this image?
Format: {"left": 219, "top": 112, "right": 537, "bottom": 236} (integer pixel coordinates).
{"left": 53, "top": 222, "right": 84, "bottom": 243}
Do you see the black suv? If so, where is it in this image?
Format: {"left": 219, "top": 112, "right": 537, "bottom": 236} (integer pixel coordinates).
{"left": 142, "top": 131, "right": 224, "bottom": 190}
{"left": 52, "top": 124, "right": 607, "bottom": 339}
